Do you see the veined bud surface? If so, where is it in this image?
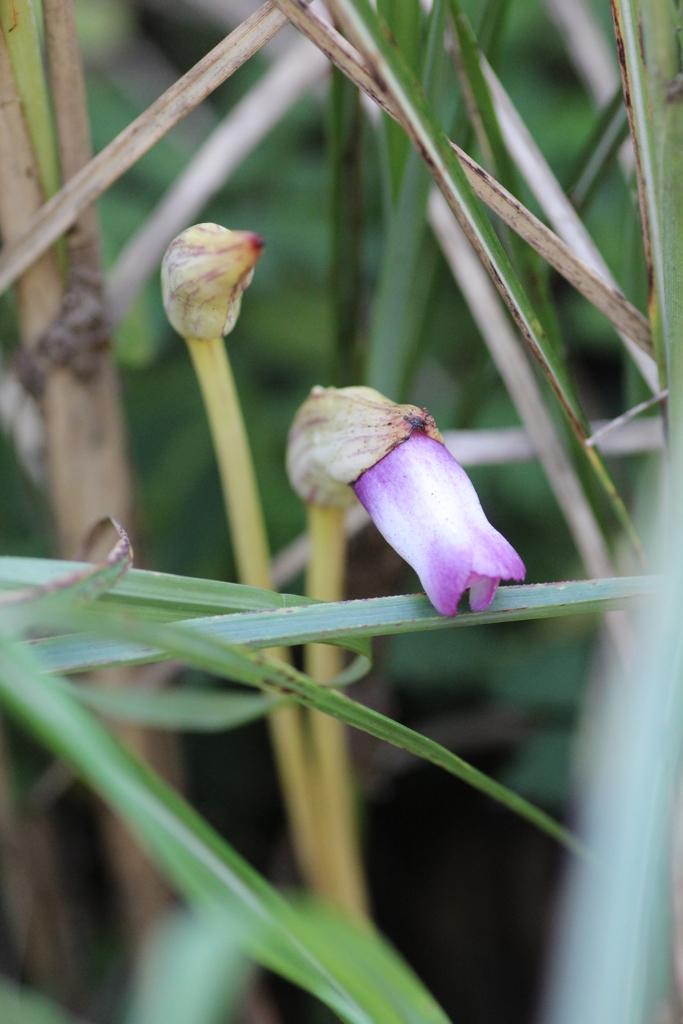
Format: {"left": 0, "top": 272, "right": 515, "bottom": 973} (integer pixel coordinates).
{"left": 286, "top": 385, "right": 443, "bottom": 507}
{"left": 161, "top": 223, "right": 264, "bottom": 340}
{"left": 286, "top": 384, "right": 525, "bottom": 615}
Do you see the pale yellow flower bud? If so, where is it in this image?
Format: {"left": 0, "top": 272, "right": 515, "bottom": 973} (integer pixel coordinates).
{"left": 161, "top": 223, "right": 264, "bottom": 340}
{"left": 286, "top": 385, "right": 443, "bottom": 507}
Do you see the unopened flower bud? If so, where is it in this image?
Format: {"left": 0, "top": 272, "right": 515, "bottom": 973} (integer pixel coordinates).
{"left": 286, "top": 385, "right": 443, "bottom": 508}
{"left": 161, "top": 223, "right": 264, "bottom": 340}
{"left": 286, "top": 385, "right": 525, "bottom": 615}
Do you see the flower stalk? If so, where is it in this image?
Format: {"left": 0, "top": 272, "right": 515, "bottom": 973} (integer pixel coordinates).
{"left": 162, "top": 224, "right": 321, "bottom": 888}
{"left": 304, "top": 503, "right": 369, "bottom": 919}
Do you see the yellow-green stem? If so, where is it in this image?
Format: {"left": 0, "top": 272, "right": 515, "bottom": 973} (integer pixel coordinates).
{"left": 305, "top": 503, "right": 369, "bottom": 919}
{"left": 0, "top": 0, "right": 60, "bottom": 202}
{"left": 186, "top": 336, "right": 321, "bottom": 887}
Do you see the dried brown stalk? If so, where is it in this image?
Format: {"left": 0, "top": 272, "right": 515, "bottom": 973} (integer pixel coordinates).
{"left": 0, "top": 0, "right": 292, "bottom": 294}
{"left": 480, "top": 61, "right": 657, "bottom": 390}
{"left": 0, "top": 0, "right": 175, "bottom": 950}
{"left": 40, "top": 0, "right": 177, "bottom": 948}
{"left": 427, "top": 189, "right": 631, "bottom": 657}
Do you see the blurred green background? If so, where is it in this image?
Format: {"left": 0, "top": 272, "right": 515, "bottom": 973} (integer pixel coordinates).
{"left": 0, "top": 0, "right": 656, "bottom": 1019}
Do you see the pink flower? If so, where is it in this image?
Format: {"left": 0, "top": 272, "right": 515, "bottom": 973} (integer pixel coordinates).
{"left": 353, "top": 432, "right": 525, "bottom": 615}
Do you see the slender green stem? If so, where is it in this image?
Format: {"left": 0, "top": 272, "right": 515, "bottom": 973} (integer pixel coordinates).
{"left": 185, "top": 335, "right": 322, "bottom": 891}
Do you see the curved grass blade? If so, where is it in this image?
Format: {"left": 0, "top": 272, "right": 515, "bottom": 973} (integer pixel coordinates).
{"left": 0, "top": 519, "right": 132, "bottom": 615}
{"left": 0, "top": 634, "right": 451, "bottom": 1024}
{"left": 0, "top": 558, "right": 315, "bottom": 619}
{"left": 57, "top": 608, "right": 586, "bottom": 854}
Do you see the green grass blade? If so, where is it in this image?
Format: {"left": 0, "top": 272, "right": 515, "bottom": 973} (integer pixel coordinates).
{"left": 58, "top": 682, "right": 284, "bottom": 732}
{"left": 0, "top": 976, "right": 82, "bottom": 1024}
{"left": 366, "top": 0, "right": 447, "bottom": 398}
{"left": 127, "top": 911, "right": 249, "bottom": 1024}
{"left": 635, "top": 0, "right": 683, "bottom": 420}
{"left": 377, "top": 0, "right": 421, "bottom": 200}
{"left": 0, "top": 558, "right": 314, "bottom": 618}
{"left": 609, "top": 0, "right": 667, "bottom": 383}
{"left": 13, "top": 596, "right": 590, "bottom": 852}
{"left": 0, "top": 634, "right": 452, "bottom": 1024}
{"left": 449, "top": 3, "right": 565, "bottom": 352}
{"left": 24, "top": 575, "right": 659, "bottom": 676}
{"left": 567, "top": 88, "right": 630, "bottom": 212}
{"left": 329, "top": 65, "right": 364, "bottom": 385}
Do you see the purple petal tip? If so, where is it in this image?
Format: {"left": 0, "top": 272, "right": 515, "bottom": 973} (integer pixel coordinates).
{"left": 352, "top": 433, "right": 525, "bottom": 616}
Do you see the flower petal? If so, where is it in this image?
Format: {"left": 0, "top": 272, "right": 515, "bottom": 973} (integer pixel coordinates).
{"left": 352, "top": 433, "right": 525, "bottom": 615}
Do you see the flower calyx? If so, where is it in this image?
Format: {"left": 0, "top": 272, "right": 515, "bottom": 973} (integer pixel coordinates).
{"left": 286, "top": 385, "right": 444, "bottom": 508}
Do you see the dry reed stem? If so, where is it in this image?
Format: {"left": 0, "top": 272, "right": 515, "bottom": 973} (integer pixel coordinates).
{"left": 450, "top": 145, "right": 652, "bottom": 358}
{"left": 0, "top": 0, "right": 650, "bottom": 373}
{"left": 0, "top": 30, "right": 62, "bottom": 344}
{"left": 0, "top": 0, "right": 292, "bottom": 294}
{"left": 428, "top": 189, "right": 630, "bottom": 657}
{"left": 43, "top": 0, "right": 101, "bottom": 274}
{"left": 0, "top": 42, "right": 74, "bottom": 984}
{"left": 259, "top": 0, "right": 655, "bottom": 359}
{"left": 481, "top": 60, "right": 658, "bottom": 391}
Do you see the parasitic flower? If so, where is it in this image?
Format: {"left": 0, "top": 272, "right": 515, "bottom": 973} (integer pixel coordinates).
{"left": 287, "top": 385, "right": 525, "bottom": 615}
{"left": 161, "top": 222, "right": 264, "bottom": 340}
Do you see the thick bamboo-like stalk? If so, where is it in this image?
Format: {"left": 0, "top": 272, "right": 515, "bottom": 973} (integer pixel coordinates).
{"left": 186, "top": 336, "right": 322, "bottom": 887}
{"left": 0, "top": 0, "right": 173, "bottom": 949}
{"left": 43, "top": 0, "right": 175, "bottom": 947}
{"left": 304, "top": 504, "right": 369, "bottom": 919}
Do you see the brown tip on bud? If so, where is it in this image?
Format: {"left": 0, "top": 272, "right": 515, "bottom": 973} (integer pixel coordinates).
{"left": 286, "top": 385, "right": 444, "bottom": 507}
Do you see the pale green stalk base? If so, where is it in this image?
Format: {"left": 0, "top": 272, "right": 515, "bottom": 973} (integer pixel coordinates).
{"left": 305, "top": 503, "right": 369, "bottom": 920}
{"left": 186, "top": 336, "right": 321, "bottom": 889}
